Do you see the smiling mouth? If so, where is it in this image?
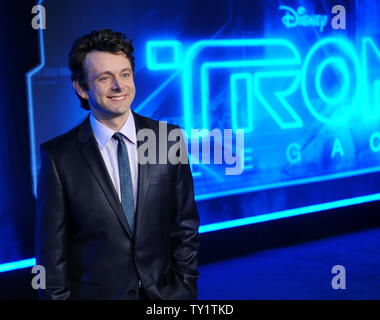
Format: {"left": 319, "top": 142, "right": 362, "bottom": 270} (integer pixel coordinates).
{"left": 108, "top": 95, "right": 127, "bottom": 101}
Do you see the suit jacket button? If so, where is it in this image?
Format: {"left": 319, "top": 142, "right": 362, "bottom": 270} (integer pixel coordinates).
{"left": 128, "top": 289, "right": 136, "bottom": 296}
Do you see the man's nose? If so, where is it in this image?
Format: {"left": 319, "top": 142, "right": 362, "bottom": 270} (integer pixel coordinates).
{"left": 111, "top": 77, "right": 123, "bottom": 92}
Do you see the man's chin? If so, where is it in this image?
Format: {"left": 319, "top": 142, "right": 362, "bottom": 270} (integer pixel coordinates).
{"left": 91, "top": 106, "right": 131, "bottom": 121}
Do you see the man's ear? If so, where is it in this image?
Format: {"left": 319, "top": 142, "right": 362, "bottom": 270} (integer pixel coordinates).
{"left": 73, "top": 81, "right": 89, "bottom": 100}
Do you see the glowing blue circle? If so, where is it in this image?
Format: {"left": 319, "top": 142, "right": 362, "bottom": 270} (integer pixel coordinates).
{"left": 315, "top": 57, "right": 350, "bottom": 106}
{"left": 370, "top": 132, "right": 380, "bottom": 152}
{"left": 301, "top": 37, "right": 361, "bottom": 124}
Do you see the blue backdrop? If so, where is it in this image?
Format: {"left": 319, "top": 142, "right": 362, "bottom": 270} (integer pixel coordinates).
{"left": 2, "top": 0, "right": 380, "bottom": 267}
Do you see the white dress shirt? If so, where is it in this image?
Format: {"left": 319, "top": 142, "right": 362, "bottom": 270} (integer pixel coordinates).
{"left": 89, "top": 112, "right": 138, "bottom": 211}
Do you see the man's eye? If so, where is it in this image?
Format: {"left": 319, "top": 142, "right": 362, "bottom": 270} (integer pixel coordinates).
{"left": 122, "top": 73, "right": 130, "bottom": 78}
{"left": 99, "top": 77, "right": 108, "bottom": 81}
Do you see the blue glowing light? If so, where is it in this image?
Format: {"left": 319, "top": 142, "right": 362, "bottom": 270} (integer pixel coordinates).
{"left": 315, "top": 57, "right": 350, "bottom": 106}
{"left": 0, "top": 258, "right": 36, "bottom": 273}
{"left": 362, "top": 37, "right": 380, "bottom": 119}
{"left": 253, "top": 70, "right": 303, "bottom": 129}
{"left": 370, "top": 132, "right": 380, "bottom": 152}
{"left": 199, "top": 192, "right": 380, "bottom": 233}
{"left": 181, "top": 38, "right": 301, "bottom": 134}
{"left": 230, "top": 73, "right": 254, "bottom": 133}
{"left": 26, "top": 0, "right": 45, "bottom": 197}
{"left": 286, "top": 142, "right": 301, "bottom": 164}
{"left": 146, "top": 40, "right": 182, "bottom": 71}
{"left": 301, "top": 37, "right": 361, "bottom": 125}
{"left": 331, "top": 138, "right": 344, "bottom": 158}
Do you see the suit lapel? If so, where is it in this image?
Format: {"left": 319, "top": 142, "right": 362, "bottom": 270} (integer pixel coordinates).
{"left": 132, "top": 111, "right": 152, "bottom": 235}
{"left": 77, "top": 116, "right": 134, "bottom": 239}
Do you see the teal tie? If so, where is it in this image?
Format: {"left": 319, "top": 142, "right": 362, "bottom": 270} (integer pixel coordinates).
{"left": 113, "top": 132, "right": 135, "bottom": 235}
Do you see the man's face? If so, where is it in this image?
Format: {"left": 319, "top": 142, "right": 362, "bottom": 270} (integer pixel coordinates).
{"left": 78, "top": 50, "right": 135, "bottom": 120}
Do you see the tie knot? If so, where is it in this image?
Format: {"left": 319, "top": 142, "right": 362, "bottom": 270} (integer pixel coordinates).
{"left": 113, "top": 132, "right": 124, "bottom": 142}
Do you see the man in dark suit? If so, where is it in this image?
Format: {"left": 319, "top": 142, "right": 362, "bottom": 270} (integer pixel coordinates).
{"left": 35, "top": 29, "right": 200, "bottom": 300}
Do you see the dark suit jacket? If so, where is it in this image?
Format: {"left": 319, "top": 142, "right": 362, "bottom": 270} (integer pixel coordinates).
{"left": 35, "top": 111, "right": 200, "bottom": 300}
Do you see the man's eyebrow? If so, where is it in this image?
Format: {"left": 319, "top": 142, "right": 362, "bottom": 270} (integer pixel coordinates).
{"left": 96, "top": 68, "right": 132, "bottom": 78}
{"left": 120, "top": 67, "right": 132, "bottom": 73}
{"left": 96, "top": 71, "right": 113, "bottom": 78}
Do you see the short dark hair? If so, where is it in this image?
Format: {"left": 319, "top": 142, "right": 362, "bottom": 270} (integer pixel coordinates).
{"left": 68, "top": 28, "right": 135, "bottom": 110}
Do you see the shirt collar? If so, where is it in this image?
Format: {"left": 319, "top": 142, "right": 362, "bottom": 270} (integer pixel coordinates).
{"left": 90, "top": 111, "right": 137, "bottom": 150}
